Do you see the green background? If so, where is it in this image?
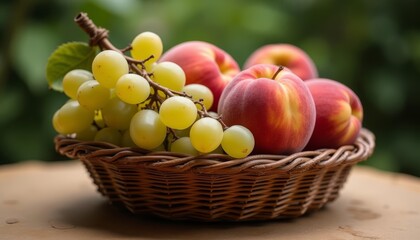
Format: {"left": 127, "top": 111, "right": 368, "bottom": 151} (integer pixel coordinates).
{"left": 1, "top": 0, "right": 420, "bottom": 176}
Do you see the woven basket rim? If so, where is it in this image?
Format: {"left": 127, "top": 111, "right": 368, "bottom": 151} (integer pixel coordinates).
{"left": 55, "top": 128, "right": 375, "bottom": 175}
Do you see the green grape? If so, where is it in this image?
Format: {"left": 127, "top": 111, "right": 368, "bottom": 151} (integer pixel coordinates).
{"left": 182, "top": 84, "right": 214, "bottom": 110}
{"left": 94, "top": 127, "right": 121, "bottom": 146}
{"left": 121, "top": 129, "right": 137, "bottom": 148}
{"left": 221, "top": 125, "right": 255, "bottom": 158}
{"left": 62, "top": 69, "right": 93, "bottom": 99}
{"left": 115, "top": 74, "right": 150, "bottom": 104}
{"left": 152, "top": 62, "right": 186, "bottom": 92}
{"left": 190, "top": 117, "right": 223, "bottom": 153}
{"left": 92, "top": 50, "right": 129, "bottom": 88}
{"left": 76, "top": 124, "right": 98, "bottom": 141}
{"left": 159, "top": 96, "right": 197, "bottom": 130}
{"left": 53, "top": 100, "right": 94, "bottom": 134}
{"left": 52, "top": 110, "right": 66, "bottom": 134}
{"left": 130, "top": 32, "right": 163, "bottom": 68}
{"left": 130, "top": 110, "right": 167, "bottom": 150}
{"left": 102, "top": 97, "right": 137, "bottom": 130}
{"left": 170, "top": 137, "right": 198, "bottom": 156}
{"left": 77, "top": 80, "right": 111, "bottom": 111}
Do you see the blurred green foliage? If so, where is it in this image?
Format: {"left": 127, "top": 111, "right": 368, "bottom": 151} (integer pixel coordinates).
{"left": 1, "top": 0, "right": 419, "bottom": 176}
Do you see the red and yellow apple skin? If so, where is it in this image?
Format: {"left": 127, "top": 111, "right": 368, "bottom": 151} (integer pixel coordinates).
{"left": 304, "top": 79, "right": 363, "bottom": 150}
{"left": 218, "top": 64, "right": 316, "bottom": 154}
{"left": 160, "top": 41, "right": 240, "bottom": 111}
{"left": 243, "top": 44, "right": 318, "bottom": 81}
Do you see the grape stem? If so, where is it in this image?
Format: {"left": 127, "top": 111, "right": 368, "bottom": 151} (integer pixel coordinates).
{"left": 74, "top": 12, "right": 228, "bottom": 130}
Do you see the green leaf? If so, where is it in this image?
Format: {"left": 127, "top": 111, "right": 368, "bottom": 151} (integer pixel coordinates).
{"left": 46, "top": 42, "right": 97, "bottom": 91}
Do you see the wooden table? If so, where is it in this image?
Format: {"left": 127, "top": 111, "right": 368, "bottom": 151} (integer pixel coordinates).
{"left": 1, "top": 161, "right": 419, "bottom": 239}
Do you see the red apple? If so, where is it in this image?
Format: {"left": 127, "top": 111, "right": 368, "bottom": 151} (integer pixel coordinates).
{"left": 304, "top": 78, "right": 363, "bottom": 150}
{"left": 218, "top": 64, "right": 316, "bottom": 154}
{"left": 160, "top": 41, "right": 240, "bottom": 111}
{"left": 243, "top": 44, "right": 318, "bottom": 81}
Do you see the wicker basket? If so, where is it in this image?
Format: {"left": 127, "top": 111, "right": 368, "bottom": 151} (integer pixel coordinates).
{"left": 55, "top": 128, "right": 375, "bottom": 221}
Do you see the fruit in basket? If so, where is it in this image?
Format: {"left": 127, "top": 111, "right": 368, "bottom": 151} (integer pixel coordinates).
{"left": 76, "top": 124, "right": 98, "bottom": 141}
{"left": 130, "top": 109, "right": 167, "bottom": 150}
{"left": 77, "top": 80, "right": 111, "bottom": 111}
{"left": 62, "top": 69, "right": 93, "bottom": 99}
{"left": 52, "top": 100, "right": 94, "bottom": 134}
{"left": 190, "top": 117, "right": 224, "bottom": 153}
{"left": 218, "top": 64, "right": 316, "bottom": 154}
{"left": 130, "top": 31, "right": 163, "bottom": 70}
{"left": 151, "top": 61, "right": 186, "bottom": 93}
{"left": 101, "top": 97, "right": 137, "bottom": 130}
{"left": 243, "top": 44, "right": 318, "bottom": 81}
{"left": 160, "top": 41, "right": 240, "bottom": 111}
{"left": 221, "top": 125, "right": 255, "bottom": 158}
{"left": 92, "top": 50, "right": 129, "bottom": 88}
{"left": 182, "top": 84, "right": 214, "bottom": 110}
{"left": 115, "top": 73, "right": 150, "bottom": 104}
{"left": 170, "top": 137, "right": 199, "bottom": 156}
{"left": 94, "top": 127, "right": 122, "bottom": 146}
{"left": 304, "top": 79, "right": 363, "bottom": 150}
{"left": 159, "top": 96, "right": 197, "bottom": 130}
{"left": 46, "top": 13, "right": 377, "bottom": 222}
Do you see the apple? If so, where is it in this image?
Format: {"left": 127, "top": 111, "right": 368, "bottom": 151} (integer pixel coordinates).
{"left": 304, "top": 78, "right": 363, "bottom": 150}
{"left": 243, "top": 44, "right": 318, "bottom": 81}
{"left": 218, "top": 64, "right": 316, "bottom": 154}
{"left": 160, "top": 41, "right": 240, "bottom": 111}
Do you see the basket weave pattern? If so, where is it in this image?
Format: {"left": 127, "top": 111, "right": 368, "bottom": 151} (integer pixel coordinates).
{"left": 55, "top": 128, "right": 375, "bottom": 221}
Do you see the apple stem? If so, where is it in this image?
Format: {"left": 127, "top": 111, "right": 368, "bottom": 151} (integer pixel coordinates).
{"left": 272, "top": 66, "right": 284, "bottom": 79}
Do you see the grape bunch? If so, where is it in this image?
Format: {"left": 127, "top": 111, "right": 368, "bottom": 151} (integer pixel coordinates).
{"left": 52, "top": 31, "right": 254, "bottom": 158}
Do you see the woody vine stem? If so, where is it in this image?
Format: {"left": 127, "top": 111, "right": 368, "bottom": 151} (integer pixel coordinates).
{"left": 74, "top": 12, "right": 227, "bottom": 130}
